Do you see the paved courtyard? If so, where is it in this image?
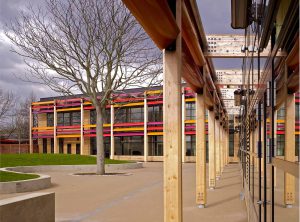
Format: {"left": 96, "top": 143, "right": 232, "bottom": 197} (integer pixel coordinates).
{"left": 1, "top": 163, "right": 248, "bottom": 222}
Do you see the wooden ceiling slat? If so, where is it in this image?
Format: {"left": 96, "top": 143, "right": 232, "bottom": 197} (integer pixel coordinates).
{"left": 122, "top": 0, "right": 180, "bottom": 50}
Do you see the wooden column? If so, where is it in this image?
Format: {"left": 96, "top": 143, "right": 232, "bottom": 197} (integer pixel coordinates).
{"left": 284, "top": 93, "right": 295, "bottom": 207}
{"left": 29, "top": 105, "right": 33, "bottom": 153}
{"left": 225, "top": 128, "right": 228, "bottom": 165}
{"left": 196, "top": 93, "right": 206, "bottom": 208}
{"left": 163, "top": 0, "right": 182, "bottom": 221}
{"left": 53, "top": 100, "right": 58, "bottom": 154}
{"left": 182, "top": 89, "right": 186, "bottom": 163}
{"left": 208, "top": 110, "right": 216, "bottom": 189}
{"left": 80, "top": 99, "right": 84, "bottom": 154}
{"left": 110, "top": 105, "right": 115, "bottom": 159}
{"left": 220, "top": 127, "right": 224, "bottom": 172}
{"left": 144, "top": 93, "right": 148, "bottom": 162}
{"left": 215, "top": 119, "right": 221, "bottom": 178}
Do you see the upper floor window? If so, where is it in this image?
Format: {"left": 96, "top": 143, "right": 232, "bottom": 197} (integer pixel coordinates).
{"left": 186, "top": 102, "right": 195, "bottom": 120}
{"left": 115, "top": 107, "right": 143, "bottom": 123}
{"left": 57, "top": 112, "right": 81, "bottom": 126}
{"left": 148, "top": 105, "right": 163, "bottom": 122}
{"left": 47, "top": 113, "right": 54, "bottom": 127}
{"left": 90, "top": 109, "right": 111, "bottom": 124}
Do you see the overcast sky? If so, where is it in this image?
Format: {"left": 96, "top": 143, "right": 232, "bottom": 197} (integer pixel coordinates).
{"left": 0, "top": 0, "right": 242, "bottom": 100}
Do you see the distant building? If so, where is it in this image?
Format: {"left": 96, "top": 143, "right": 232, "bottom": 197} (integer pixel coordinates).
{"left": 30, "top": 87, "right": 299, "bottom": 161}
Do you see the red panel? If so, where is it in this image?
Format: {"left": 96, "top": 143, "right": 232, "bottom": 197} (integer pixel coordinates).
{"left": 114, "top": 122, "right": 144, "bottom": 127}
{"left": 148, "top": 126, "right": 163, "bottom": 130}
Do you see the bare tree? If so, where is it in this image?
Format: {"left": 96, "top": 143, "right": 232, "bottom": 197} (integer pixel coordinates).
{"left": 0, "top": 89, "right": 14, "bottom": 123}
{"left": 13, "top": 93, "right": 36, "bottom": 152}
{"left": 6, "top": 0, "right": 162, "bottom": 174}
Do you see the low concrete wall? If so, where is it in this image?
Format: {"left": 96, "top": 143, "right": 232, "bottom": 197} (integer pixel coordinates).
{"left": 5, "top": 162, "right": 143, "bottom": 173}
{"left": 0, "top": 192, "right": 55, "bottom": 222}
{"left": 0, "top": 170, "right": 51, "bottom": 194}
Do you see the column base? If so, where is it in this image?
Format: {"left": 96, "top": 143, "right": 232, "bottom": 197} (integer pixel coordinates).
{"left": 216, "top": 176, "right": 220, "bottom": 180}
{"left": 209, "top": 187, "right": 215, "bottom": 190}
{"left": 285, "top": 204, "right": 293, "bottom": 208}
{"left": 198, "top": 204, "right": 205, "bottom": 209}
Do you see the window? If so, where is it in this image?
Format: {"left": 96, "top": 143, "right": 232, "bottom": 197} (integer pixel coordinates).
{"left": 57, "top": 112, "right": 81, "bottom": 126}
{"left": 115, "top": 107, "right": 144, "bottom": 123}
{"left": 43, "top": 138, "right": 47, "bottom": 153}
{"left": 57, "top": 113, "right": 70, "bottom": 126}
{"left": 277, "top": 106, "right": 285, "bottom": 119}
{"left": 276, "top": 134, "right": 285, "bottom": 156}
{"left": 115, "top": 108, "right": 127, "bottom": 123}
{"left": 90, "top": 109, "right": 111, "bottom": 124}
{"left": 186, "top": 103, "right": 195, "bottom": 120}
{"left": 90, "top": 137, "right": 110, "bottom": 156}
{"left": 186, "top": 135, "right": 196, "bottom": 156}
{"left": 47, "top": 113, "right": 54, "bottom": 127}
{"left": 59, "top": 138, "right": 64, "bottom": 153}
{"left": 72, "top": 112, "right": 81, "bottom": 125}
{"left": 148, "top": 136, "right": 163, "bottom": 156}
{"left": 115, "top": 136, "right": 144, "bottom": 155}
{"left": 296, "top": 135, "right": 299, "bottom": 158}
{"left": 148, "top": 105, "right": 163, "bottom": 122}
{"left": 229, "top": 129, "right": 235, "bottom": 156}
{"left": 50, "top": 138, "right": 54, "bottom": 153}
{"left": 130, "top": 107, "right": 143, "bottom": 122}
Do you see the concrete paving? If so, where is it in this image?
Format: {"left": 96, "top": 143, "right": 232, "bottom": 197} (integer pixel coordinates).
{"left": 1, "top": 163, "right": 248, "bottom": 222}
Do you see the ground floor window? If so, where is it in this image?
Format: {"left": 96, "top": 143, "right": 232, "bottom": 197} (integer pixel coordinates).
{"left": 59, "top": 138, "right": 64, "bottom": 154}
{"left": 115, "top": 136, "right": 143, "bottom": 156}
{"left": 229, "top": 130, "right": 234, "bottom": 157}
{"left": 148, "top": 136, "right": 163, "bottom": 156}
{"left": 186, "top": 135, "right": 196, "bottom": 156}
{"left": 67, "top": 144, "right": 72, "bottom": 154}
{"left": 43, "top": 138, "right": 47, "bottom": 153}
{"left": 50, "top": 138, "right": 54, "bottom": 153}
{"left": 90, "top": 137, "right": 110, "bottom": 157}
{"left": 76, "top": 143, "right": 80, "bottom": 154}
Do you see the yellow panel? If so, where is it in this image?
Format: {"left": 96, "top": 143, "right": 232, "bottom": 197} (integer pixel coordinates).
{"left": 32, "top": 101, "right": 54, "bottom": 105}
{"left": 57, "top": 108, "right": 81, "bottom": 112}
{"left": 185, "top": 120, "right": 196, "bottom": 124}
{"left": 277, "top": 119, "right": 285, "bottom": 123}
{"left": 185, "top": 98, "right": 195, "bottom": 102}
{"left": 84, "top": 124, "right": 110, "bottom": 128}
{"left": 32, "top": 126, "right": 54, "bottom": 130}
{"left": 84, "top": 124, "right": 96, "bottom": 128}
{"left": 296, "top": 132, "right": 300, "bottom": 135}
{"left": 83, "top": 102, "right": 92, "bottom": 105}
{"left": 147, "top": 132, "right": 163, "bottom": 136}
{"left": 56, "top": 134, "right": 81, "bottom": 138}
{"left": 114, "top": 102, "right": 144, "bottom": 107}
{"left": 114, "top": 127, "right": 144, "bottom": 132}
{"left": 146, "top": 90, "right": 163, "bottom": 95}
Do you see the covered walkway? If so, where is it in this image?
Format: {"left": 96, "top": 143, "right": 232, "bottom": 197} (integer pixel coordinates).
{"left": 121, "top": 0, "right": 299, "bottom": 221}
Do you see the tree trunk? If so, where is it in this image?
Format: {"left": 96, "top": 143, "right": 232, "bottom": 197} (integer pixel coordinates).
{"left": 95, "top": 104, "right": 105, "bottom": 175}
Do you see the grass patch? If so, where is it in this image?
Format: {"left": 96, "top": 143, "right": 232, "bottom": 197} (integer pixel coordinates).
{"left": 0, "top": 170, "right": 39, "bottom": 182}
{"left": 0, "top": 154, "right": 131, "bottom": 168}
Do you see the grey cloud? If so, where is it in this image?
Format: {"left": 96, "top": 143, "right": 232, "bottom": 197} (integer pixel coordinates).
{"left": 0, "top": 0, "right": 241, "bottom": 101}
